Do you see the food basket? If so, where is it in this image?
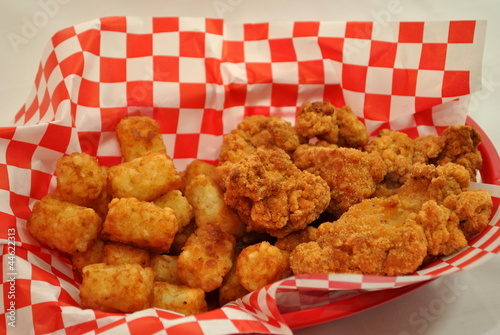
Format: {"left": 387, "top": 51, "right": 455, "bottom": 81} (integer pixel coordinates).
{"left": 1, "top": 17, "right": 499, "bottom": 334}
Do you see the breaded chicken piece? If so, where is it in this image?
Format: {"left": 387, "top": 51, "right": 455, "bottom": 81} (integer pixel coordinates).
{"left": 153, "top": 282, "right": 207, "bottom": 315}
{"left": 432, "top": 125, "right": 482, "bottom": 181}
{"left": 293, "top": 144, "right": 387, "bottom": 217}
{"left": 236, "top": 241, "right": 291, "bottom": 292}
{"left": 222, "top": 146, "right": 330, "bottom": 238}
{"left": 295, "top": 101, "right": 369, "bottom": 147}
{"left": 177, "top": 223, "right": 236, "bottom": 292}
{"left": 290, "top": 196, "right": 428, "bottom": 276}
{"left": 116, "top": 116, "right": 166, "bottom": 162}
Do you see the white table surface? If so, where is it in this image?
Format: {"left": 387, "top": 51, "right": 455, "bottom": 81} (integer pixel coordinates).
{"left": 1, "top": 1, "right": 499, "bottom": 334}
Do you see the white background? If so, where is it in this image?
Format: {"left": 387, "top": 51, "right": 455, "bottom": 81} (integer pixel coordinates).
{"left": 0, "top": 1, "right": 499, "bottom": 334}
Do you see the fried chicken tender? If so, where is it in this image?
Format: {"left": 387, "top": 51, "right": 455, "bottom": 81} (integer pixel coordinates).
{"left": 432, "top": 125, "right": 482, "bottom": 181}
{"left": 236, "top": 241, "right": 291, "bottom": 292}
{"left": 293, "top": 144, "right": 387, "bottom": 217}
{"left": 295, "top": 101, "right": 369, "bottom": 147}
{"left": 115, "top": 115, "right": 166, "bottom": 162}
{"left": 153, "top": 282, "right": 207, "bottom": 315}
{"left": 222, "top": 146, "right": 330, "bottom": 238}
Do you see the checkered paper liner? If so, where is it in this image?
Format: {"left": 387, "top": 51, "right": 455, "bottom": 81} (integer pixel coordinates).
{"left": 1, "top": 16, "right": 500, "bottom": 334}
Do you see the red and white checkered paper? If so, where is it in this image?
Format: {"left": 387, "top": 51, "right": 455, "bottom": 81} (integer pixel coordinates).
{"left": 1, "top": 17, "right": 499, "bottom": 335}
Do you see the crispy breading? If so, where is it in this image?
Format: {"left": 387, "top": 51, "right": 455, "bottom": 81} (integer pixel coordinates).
{"left": 293, "top": 144, "right": 387, "bottom": 217}
{"left": 80, "top": 263, "right": 154, "bottom": 313}
{"left": 103, "top": 241, "right": 151, "bottom": 267}
{"left": 153, "top": 190, "right": 194, "bottom": 230}
{"left": 107, "top": 151, "right": 182, "bottom": 201}
{"left": 236, "top": 241, "right": 291, "bottom": 292}
{"left": 153, "top": 282, "right": 207, "bottom": 315}
{"left": 177, "top": 223, "right": 236, "bottom": 292}
{"left": 70, "top": 239, "right": 105, "bottom": 279}
{"left": 55, "top": 152, "right": 107, "bottom": 206}
{"left": 150, "top": 254, "right": 182, "bottom": 284}
{"left": 275, "top": 226, "right": 318, "bottom": 252}
{"left": 101, "top": 197, "right": 178, "bottom": 253}
{"left": 115, "top": 116, "right": 166, "bottom": 162}
{"left": 27, "top": 194, "right": 102, "bottom": 254}
{"left": 223, "top": 146, "right": 330, "bottom": 238}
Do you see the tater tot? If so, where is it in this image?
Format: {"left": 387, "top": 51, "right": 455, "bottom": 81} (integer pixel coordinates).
{"left": 219, "top": 263, "right": 249, "bottom": 306}
{"left": 153, "top": 190, "right": 194, "bottom": 230}
{"left": 108, "top": 151, "right": 182, "bottom": 202}
{"left": 70, "top": 239, "right": 105, "bottom": 279}
{"left": 184, "top": 174, "right": 246, "bottom": 237}
{"left": 236, "top": 241, "right": 291, "bottom": 292}
{"left": 150, "top": 254, "right": 182, "bottom": 284}
{"left": 101, "top": 198, "right": 178, "bottom": 253}
{"left": 55, "top": 152, "right": 106, "bottom": 206}
{"left": 80, "top": 263, "right": 154, "bottom": 313}
{"left": 103, "top": 241, "right": 151, "bottom": 267}
{"left": 182, "top": 160, "right": 217, "bottom": 190}
{"left": 116, "top": 116, "right": 166, "bottom": 162}
{"left": 153, "top": 282, "right": 207, "bottom": 315}
{"left": 27, "top": 194, "right": 102, "bottom": 254}
{"left": 275, "top": 226, "right": 318, "bottom": 252}
{"left": 177, "top": 223, "right": 236, "bottom": 292}
{"left": 169, "top": 221, "right": 196, "bottom": 256}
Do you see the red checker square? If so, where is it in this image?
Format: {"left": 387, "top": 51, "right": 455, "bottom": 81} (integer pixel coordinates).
{"left": 77, "top": 29, "right": 101, "bottom": 55}
{"left": 13, "top": 279, "right": 32, "bottom": 309}
{"left": 78, "top": 132, "right": 101, "bottom": 156}
{"left": 364, "top": 94, "right": 392, "bottom": 122}
{"left": 6, "top": 141, "right": 37, "bottom": 169}
{"left": 201, "top": 109, "right": 223, "bottom": 135}
{"left": 398, "top": 22, "right": 425, "bottom": 43}
{"left": 43, "top": 51, "right": 59, "bottom": 81}
{"left": 448, "top": 21, "right": 476, "bottom": 43}
{"left": 78, "top": 78, "right": 101, "bottom": 107}
{"left": 127, "top": 317, "right": 165, "bottom": 334}
{"left": 164, "top": 322, "right": 204, "bottom": 335}
{"left": 293, "top": 21, "right": 320, "bottom": 37}
{"left": 224, "top": 83, "right": 247, "bottom": 108}
{"left": 51, "top": 81, "right": 71, "bottom": 112}
{"left": 206, "top": 18, "right": 224, "bottom": 35}
{"left": 32, "top": 302, "right": 65, "bottom": 334}
{"left": 323, "top": 84, "right": 345, "bottom": 107}
{"left": 51, "top": 26, "right": 76, "bottom": 47}
{"left": 39, "top": 123, "right": 72, "bottom": 152}
{"left": 39, "top": 90, "right": 52, "bottom": 120}
{"left": 298, "top": 60, "right": 325, "bottom": 84}
{"left": 414, "top": 108, "right": 436, "bottom": 126}
{"left": 153, "top": 56, "right": 179, "bottom": 82}
{"left": 392, "top": 68, "right": 418, "bottom": 96}
{"left": 345, "top": 21, "right": 373, "bottom": 39}
{"left": 205, "top": 58, "right": 222, "bottom": 84}
{"left": 10, "top": 192, "right": 31, "bottom": 220}
{"left": 153, "top": 108, "right": 180, "bottom": 133}
{"left": 233, "top": 319, "right": 275, "bottom": 333}
{"left": 100, "top": 57, "right": 127, "bottom": 82}
{"left": 59, "top": 52, "right": 84, "bottom": 78}
{"left": 0, "top": 126, "right": 16, "bottom": 140}
{"left": 369, "top": 41, "right": 397, "bottom": 68}
{"left": 0, "top": 164, "right": 9, "bottom": 190}
{"left": 271, "top": 83, "right": 299, "bottom": 107}
{"left": 100, "top": 16, "right": 127, "bottom": 32}
{"left": 127, "top": 81, "right": 153, "bottom": 107}
{"left": 24, "top": 98, "right": 39, "bottom": 123}
{"left": 244, "top": 22, "right": 269, "bottom": 41}
{"left": 244, "top": 106, "right": 271, "bottom": 118}
{"left": 180, "top": 83, "right": 206, "bottom": 108}
{"left": 153, "top": 17, "right": 179, "bottom": 33}
{"left": 246, "top": 63, "right": 273, "bottom": 84}
{"left": 127, "top": 33, "right": 153, "bottom": 58}
{"left": 174, "top": 134, "right": 199, "bottom": 159}
{"left": 415, "top": 97, "right": 443, "bottom": 112}
{"left": 419, "top": 43, "right": 447, "bottom": 70}
{"left": 442, "top": 71, "right": 470, "bottom": 97}
{"left": 100, "top": 107, "right": 128, "bottom": 132}
{"left": 30, "top": 170, "right": 52, "bottom": 200}
{"left": 222, "top": 41, "right": 245, "bottom": 63}
{"left": 269, "top": 38, "right": 297, "bottom": 62}
{"left": 180, "top": 32, "right": 205, "bottom": 57}
{"left": 318, "top": 37, "right": 344, "bottom": 62}
{"left": 341, "top": 64, "right": 367, "bottom": 92}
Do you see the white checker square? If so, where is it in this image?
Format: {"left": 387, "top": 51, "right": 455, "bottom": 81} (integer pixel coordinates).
{"left": 271, "top": 62, "right": 299, "bottom": 84}
{"left": 341, "top": 90, "right": 365, "bottom": 118}
{"left": 179, "top": 57, "right": 206, "bottom": 83}
{"left": 75, "top": 105, "right": 102, "bottom": 132}
{"left": 177, "top": 109, "right": 203, "bottom": 134}
{"left": 62, "top": 306, "right": 96, "bottom": 328}
{"left": 415, "top": 70, "right": 444, "bottom": 98}
{"left": 389, "top": 95, "right": 416, "bottom": 118}
{"left": 342, "top": 38, "right": 371, "bottom": 66}
{"left": 99, "top": 82, "right": 127, "bottom": 108}
{"left": 371, "top": 21, "right": 400, "bottom": 43}
{"left": 205, "top": 32, "right": 223, "bottom": 59}
{"left": 224, "top": 22, "right": 244, "bottom": 41}
{"left": 53, "top": 35, "right": 81, "bottom": 62}
{"left": 294, "top": 37, "right": 323, "bottom": 61}
{"left": 100, "top": 31, "right": 127, "bottom": 58}
{"left": 422, "top": 21, "right": 450, "bottom": 43}
{"left": 197, "top": 134, "right": 222, "bottom": 161}
{"left": 12, "top": 123, "right": 47, "bottom": 144}
{"left": 205, "top": 83, "right": 224, "bottom": 110}
{"left": 126, "top": 16, "right": 153, "bottom": 34}
{"left": 245, "top": 83, "right": 272, "bottom": 106}
{"left": 389, "top": 112, "right": 417, "bottom": 131}
{"left": 81, "top": 52, "right": 100, "bottom": 81}
{"left": 126, "top": 57, "right": 153, "bottom": 81}
{"left": 268, "top": 21, "right": 295, "bottom": 39}
{"left": 46, "top": 66, "right": 64, "bottom": 97}
{"left": 222, "top": 106, "right": 245, "bottom": 134}
{"left": 153, "top": 32, "right": 180, "bottom": 56}
{"left": 297, "top": 84, "right": 325, "bottom": 106}
{"left": 96, "top": 131, "right": 121, "bottom": 157}
{"left": 153, "top": 82, "right": 180, "bottom": 108}
{"left": 31, "top": 146, "right": 62, "bottom": 174}
{"left": 318, "top": 21, "right": 346, "bottom": 38}
{"left": 243, "top": 40, "right": 271, "bottom": 63}
{"left": 179, "top": 17, "right": 205, "bottom": 32}
{"left": 221, "top": 62, "right": 247, "bottom": 84}
{"left": 0, "top": 189, "right": 13, "bottom": 215}
{"left": 64, "top": 75, "right": 81, "bottom": 103}
{"left": 365, "top": 67, "right": 393, "bottom": 95}
{"left": 323, "top": 59, "right": 342, "bottom": 84}
{"left": 394, "top": 43, "right": 422, "bottom": 69}
{"left": 11, "top": 306, "right": 33, "bottom": 329}
{"left": 431, "top": 99, "right": 468, "bottom": 126}
{"left": 199, "top": 319, "right": 238, "bottom": 335}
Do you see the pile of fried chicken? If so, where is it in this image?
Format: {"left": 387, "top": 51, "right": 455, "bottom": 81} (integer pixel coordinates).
{"left": 216, "top": 101, "right": 493, "bottom": 277}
